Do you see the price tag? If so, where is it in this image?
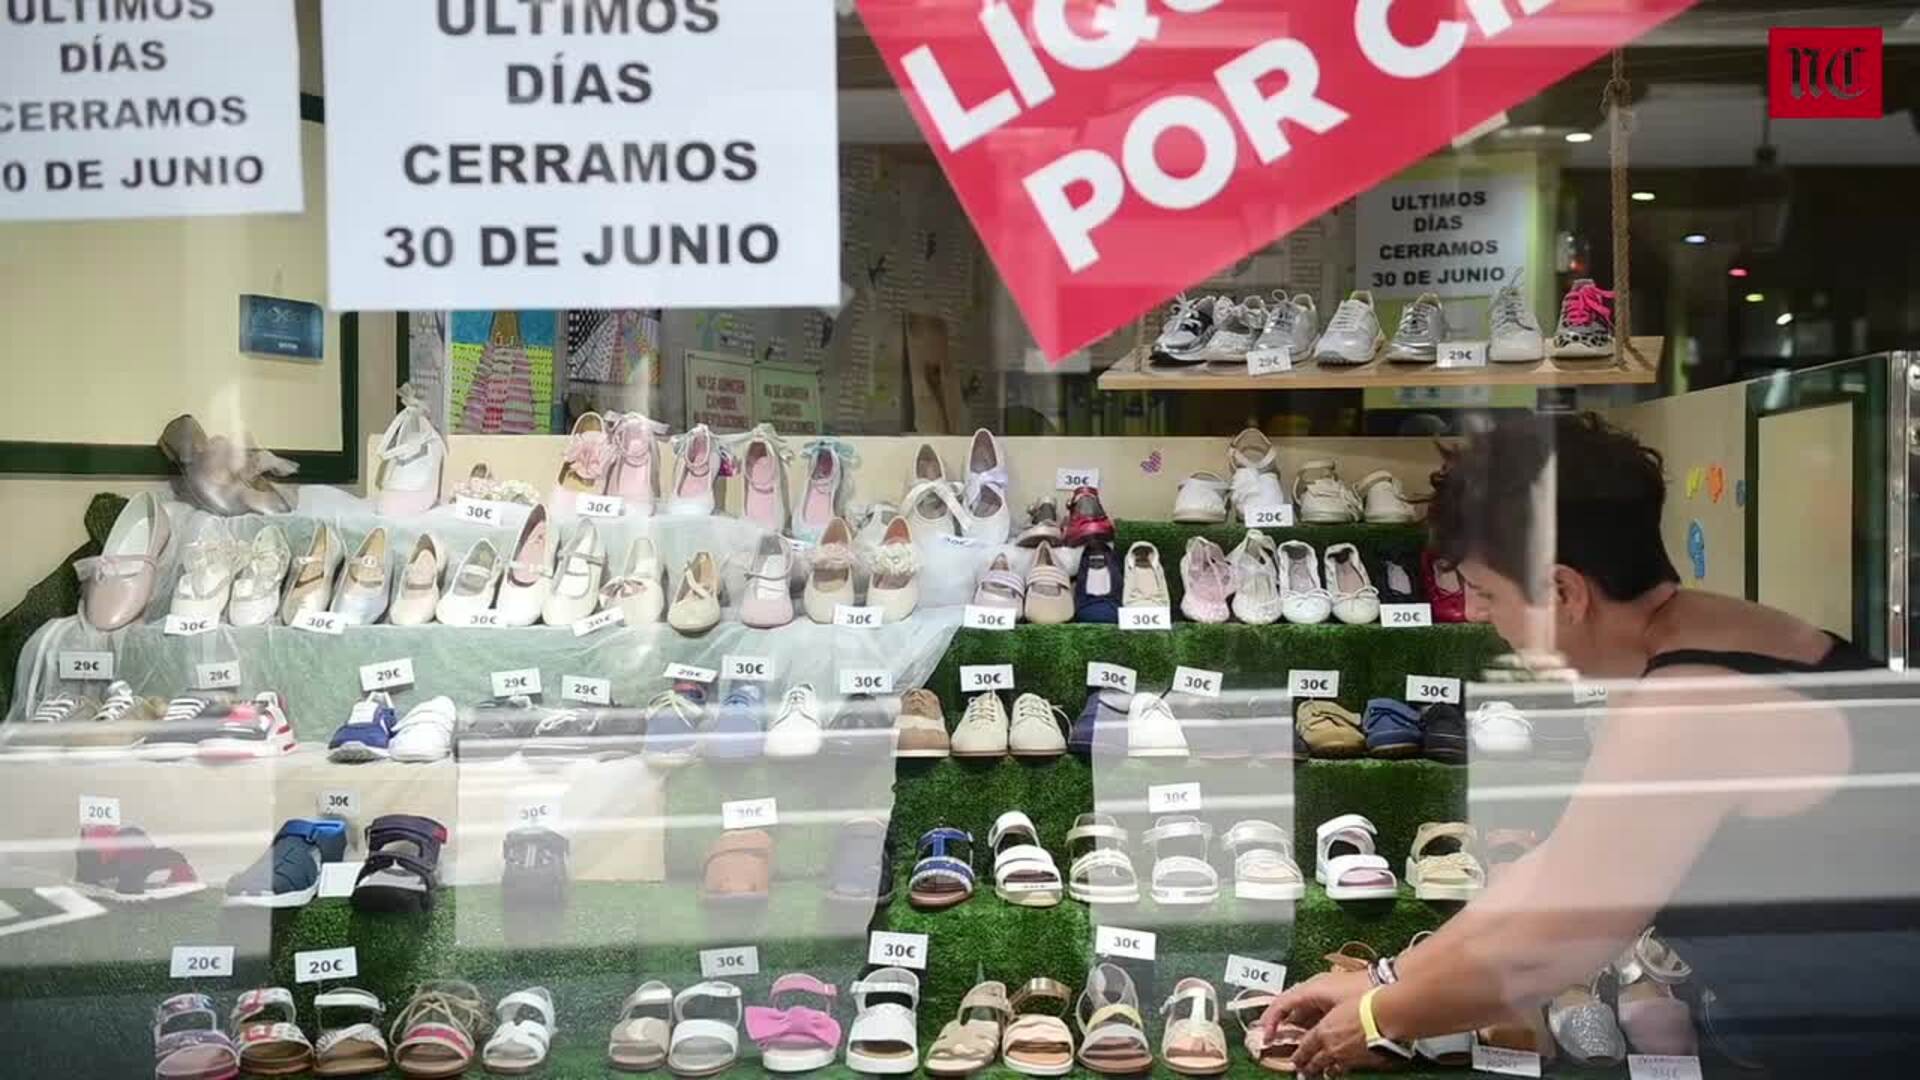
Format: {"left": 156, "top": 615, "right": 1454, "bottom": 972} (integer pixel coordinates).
{"left": 1147, "top": 782, "right": 1201, "bottom": 814}
{"left": 455, "top": 497, "right": 523, "bottom": 526}
{"left": 562, "top": 676, "right": 612, "bottom": 706}
{"left": 295, "top": 946, "right": 358, "bottom": 984}
{"left": 1118, "top": 606, "right": 1171, "bottom": 631}
{"left": 834, "top": 605, "right": 883, "bottom": 629}
{"left": 511, "top": 799, "right": 562, "bottom": 829}
{"left": 1628, "top": 1055, "right": 1703, "bottom": 1080}
{"left": 724, "top": 655, "right": 773, "bottom": 682}
{"left": 58, "top": 651, "right": 114, "bottom": 681}
{"left": 194, "top": 661, "right": 241, "bottom": 690}
{"left": 699, "top": 945, "right": 760, "bottom": 978}
{"left": 78, "top": 795, "right": 121, "bottom": 827}
{"left": 1471, "top": 1042, "right": 1542, "bottom": 1078}
{"left": 317, "top": 790, "right": 358, "bottom": 818}
{"left": 1085, "top": 662, "right": 1137, "bottom": 693}
{"left": 839, "top": 669, "right": 894, "bottom": 695}
{"left": 359, "top": 658, "right": 415, "bottom": 693}
{"left": 868, "top": 931, "right": 929, "bottom": 970}
{"left": 573, "top": 607, "right": 625, "bottom": 637}
{"left": 1094, "top": 925, "right": 1157, "bottom": 961}
{"left": 1438, "top": 341, "right": 1489, "bottom": 370}
{"left": 163, "top": 614, "right": 217, "bottom": 637}
{"left": 960, "top": 664, "right": 1014, "bottom": 693}
{"left": 1225, "top": 954, "right": 1287, "bottom": 991}
{"left": 962, "top": 605, "right": 1017, "bottom": 631}
{"left": 291, "top": 611, "right": 345, "bottom": 636}
{"left": 1172, "top": 666, "right": 1223, "bottom": 698}
{"left": 1247, "top": 350, "right": 1292, "bottom": 376}
{"left": 491, "top": 668, "right": 543, "bottom": 697}
{"left": 169, "top": 945, "right": 235, "bottom": 979}
{"left": 1288, "top": 669, "right": 1340, "bottom": 699}
{"left": 1574, "top": 684, "right": 1609, "bottom": 705}
{"left": 940, "top": 534, "right": 986, "bottom": 548}
{"left": 1245, "top": 504, "right": 1296, "bottom": 528}
{"left": 462, "top": 611, "right": 505, "bottom": 629}
{"left": 1406, "top": 675, "right": 1463, "bottom": 704}
{"left": 317, "top": 862, "right": 360, "bottom": 899}
{"left": 665, "top": 662, "right": 719, "bottom": 684}
{"left": 1056, "top": 467, "right": 1101, "bottom": 490}
{"left": 1380, "top": 603, "right": 1433, "bottom": 627}
{"left": 721, "top": 797, "right": 778, "bottom": 830}
{"left": 576, "top": 494, "right": 627, "bottom": 518}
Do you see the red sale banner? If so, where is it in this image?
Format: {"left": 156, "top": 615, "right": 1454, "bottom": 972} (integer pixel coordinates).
{"left": 856, "top": 0, "right": 1701, "bottom": 360}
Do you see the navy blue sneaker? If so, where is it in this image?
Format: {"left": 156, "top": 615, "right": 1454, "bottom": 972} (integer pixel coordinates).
{"left": 1070, "top": 689, "right": 1133, "bottom": 758}
{"left": 642, "top": 681, "right": 706, "bottom": 767}
{"left": 328, "top": 692, "right": 396, "bottom": 763}
{"left": 705, "top": 683, "right": 765, "bottom": 763}
{"left": 1074, "top": 540, "right": 1120, "bottom": 623}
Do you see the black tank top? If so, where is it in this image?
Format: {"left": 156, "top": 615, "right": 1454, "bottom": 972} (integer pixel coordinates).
{"left": 1641, "top": 636, "right": 1920, "bottom": 1073}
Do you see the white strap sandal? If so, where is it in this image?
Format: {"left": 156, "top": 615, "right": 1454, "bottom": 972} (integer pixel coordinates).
{"left": 668, "top": 981, "right": 743, "bottom": 1077}
{"left": 482, "top": 987, "right": 555, "bottom": 1075}
{"left": 1223, "top": 820, "right": 1304, "bottom": 902}
{"left": 1316, "top": 815, "right": 1399, "bottom": 900}
{"left": 846, "top": 967, "right": 921, "bottom": 1075}
{"left": 1066, "top": 814, "right": 1138, "bottom": 905}
{"left": 991, "top": 811, "right": 1063, "bottom": 907}
{"left": 607, "top": 981, "right": 673, "bottom": 1071}
{"left": 1144, "top": 816, "right": 1219, "bottom": 906}
{"left": 313, "top": 988, "right": 387, "bottom": 1077}
{"left": 1406, "top": 822, "right": 1486, "bottom": 901}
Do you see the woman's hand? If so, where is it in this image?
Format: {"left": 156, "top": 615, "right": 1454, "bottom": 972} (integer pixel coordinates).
{"left": 1290, "top": 995, "right": 1375, "bottom": 1078}
{"left": 1260, "top": 969, "right": 1371, "bottom": 1040}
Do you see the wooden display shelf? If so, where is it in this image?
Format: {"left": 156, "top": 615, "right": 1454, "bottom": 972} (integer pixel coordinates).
{"left": 1096, "top": 337, "right": 1662, "bottom": 392}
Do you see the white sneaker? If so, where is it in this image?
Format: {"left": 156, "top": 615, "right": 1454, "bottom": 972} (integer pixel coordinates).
{"left": 765, "top": 684, "right": 823, "bottom": 758}
{"left": 373, "top": 401, "right": 446, "bottom": 515}
{"left": 1323, "top": 543, "right": 1381, "bottom": 625}
{"left": 1357, "top": 471, "right": 1417, "bottom": 524}
{"left": 1008, "top": 693, "right": 1068, "bottom": 757}
{"left": 1470, "top": 701, "right": 1533, "bottom": 758}
{"left": 227, "top": 525, "right": 290, "bottom": 627}
{"left": 1173, "top": 472, "right": 1230, "bottom": 523}
{"left": 1126, "top": 692, "right": 1188, "bottom": 758}
{"left": 1151, "top": 294, "right": 1219, "bottom": 363}
{"left": 1228, "top": 532, "right": 1282, "bottom": 625}
{"left": 493, "top": 506, "right": 554, "bottom": 626}
{"left": 1383, "top": 293, "right": 1445, "bottom": 363}
{"left": 951, "top": 691, "right": 1010, "bottom": 758}
{"left": 1246, "top": 291, "right": 1317, "bottom": 365}
{"left": 1489, "top": 271, "right": 1545, "bottom": 363}
{"left": 434, "top": 539, "right": 503, "bottom": 625}
{"left": 1276, "top": 541, "right": 1331, "bottom": 625}
{"left": 389, "top": 696, "right": 457, "bottom": 763}
{"left": 1551, "top": 279, "right": 1617, "bottom": 358}
{"left": 171, "top": 518, "right": 238, "bottom": 621}
{"left": 1121, "top": 542, "right": 1169, "bottom": 608}
{"left": 1312, "top": 291, "right": 1383, "bottom": 366}
{"left": 541, "top": 520, "right": 604, "bottom": 627}
{"left": 1194, "top": 297, "right": 1263, "bottom": 367}
{"left": 1294, "top": 461, "right": 1362, "bottom": 524}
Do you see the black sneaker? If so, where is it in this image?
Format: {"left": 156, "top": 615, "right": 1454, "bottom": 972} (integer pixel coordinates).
{"left": 1420, "top": 704, "right": 1467, "bottom": 764}
{"left": 825, "top": 694, "right": 896, "bottom": 758}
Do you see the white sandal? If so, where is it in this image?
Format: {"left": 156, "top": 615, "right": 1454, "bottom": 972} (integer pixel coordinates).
{"left": 1315, "top": 814, "right": 1398, "bottom": 900}
{"left": 1406, "top": 822, "right": 1486, "bottom": 901}
{"left": 845, "top": 967, "right": 921, "bottom": 1075}
{"left": 667, "top": 981, "right": 742, "bottom": 1076}
{"left": 1066, "top": 814, "right": 1138, "bottom": 905}
{"left": 482, "top": 987, "right": 555, "bottom": 1075}
{"left": 1144, "top": 816, "right": 1219, "bottom": 906}
{"left": 1223, "top": 820, "right": 1304, "bottom": 901}
{"left": 992, "top": 811, "right": 1063, "bottom": 907}
{"left": 313, "top": 987, "right": 388, "bottom": 1077}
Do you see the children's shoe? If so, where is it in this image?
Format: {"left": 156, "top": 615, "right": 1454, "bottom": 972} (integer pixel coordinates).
{"left": 1293, "top": 461, "right": 1362, "bottom": 524}
{"left": 1228, "top": 532, "right": 1282, "bottom": 625}
{"left": 224, "top": 818, "right": 348, "bottom": 909}
{"left": 1276, "top": 541, "right": 1331, "bottom": 625}
{"left": 706, "top": 683, "right": 766, "bottom": 763}
{"left": 1423, "top": 550, "right": 1468, "bottom": 623}
{"left": 1551, "top": 279, "right": 1616, "bottom": 359}
{"left": 1074, "top": 540, "right": 1121, "bottom": 623}
{"left": 1062, "top": 486, "right": 1114, "bottom": 546}
{"left": 765, "top": 684, "right": 824, "bottom": 759}
{"left": 1178, "top": 538, "right": 1235, "bottom": 624}
{"left": 200, "top": 691, "right": 296, "bottom": 761}
{"left": 1173, "top": 473, "right": 1230, "bottom": 524}
{"left": 373, "top": 398, "right": 446, "bottom": 515}
{"left": 950, "top": 692, "right": 1009, "bottom": 758}
{"left": 1024, "top": 543, "right": 1074, "bottom": 625}
{"left": 739, "top": 535, "right": 796, "bottom": 629}
{"left": 1358, "top": 471, "right": 1417, "bottom": 524}
{"left": 642, "top": 683, "right": 706, "bottom": 767}
{"left": 794, "top": 438, "right": 854, "bottom": 542}
{"left": 1121, "top": 542, "right": 1169, "bottom": 608}
{"left": 1324, "top": 543, "right": 1381, "bottom": 625}
{"left": 551, "top": 412, "right": 612, "bottom": 513}
{"left": 328, "top": 692, "right": 396, "bottom": 763}
{"left": 895, "top": 689, "right": 950, "bottom": 759}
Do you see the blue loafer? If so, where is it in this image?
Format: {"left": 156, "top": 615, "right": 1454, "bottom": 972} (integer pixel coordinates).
{"left": 1363, "top": 698, "right": 1424, "bottom": 758}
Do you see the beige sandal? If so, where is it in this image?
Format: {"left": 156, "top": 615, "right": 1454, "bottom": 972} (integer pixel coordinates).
{"left": 1159, "top": 978, "right": 1230, "bottom": 1076}
{"left": 1227, "top": 989, "right": 1300, "bottom": 1073}
{"left": 1075, "top": 964, "right": 1152, "bottom": 1074}
{"left": 312, "top": 987, "right": 388, "bottom": 1076}
{"left": 1002, "top": 978, "right": 1075, "bottom": 1076}
{"left": 608, "top": 981, "right": 673, "bottom": 1072}
{"left": 1322, "top": 941, "right": 1377, "bottom": 975}
{"left": 924, "top": 981, "right": 1011, "bottom": 1076}
{"left": 1406, "top": 822, "right": 1486, "bottom": 901}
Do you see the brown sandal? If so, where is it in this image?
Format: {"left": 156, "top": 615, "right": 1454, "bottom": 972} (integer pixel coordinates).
{"left": 700, "top": 830, "right": 772, "bottom": 905}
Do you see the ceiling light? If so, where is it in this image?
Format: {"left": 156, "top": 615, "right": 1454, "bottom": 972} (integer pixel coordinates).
{"left": 1728, "top": 267, "right": 1749, "bottom": 278}
{"left": 1776, "top": 312, "right": 1795, "bottom": 326}
{"left": 1683, "top": 233, "right": 1708, "bottom": 245}
{"left": 1565, "top": 131, "right": 1595, "bottom": 144}
{"left": 1631, "top": 191, "right": 1656, "bottom": 202}
{"left": 1745, "top": 292, "right": 1765, "bottom": 303}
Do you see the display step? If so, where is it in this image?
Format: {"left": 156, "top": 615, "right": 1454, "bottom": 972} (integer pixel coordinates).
{"left": 1096, "top": 337, "right": 1664, "bottom": 391}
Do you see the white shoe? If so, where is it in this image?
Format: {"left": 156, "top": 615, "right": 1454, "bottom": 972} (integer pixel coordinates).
{"left": 803, "top": 519, "right": 857, "bottom": 624}
{"left": 1172, "top": 472, "right": 1230, "bottom": 523}
{"left": 963, "top": 428, "right": 1009, "bottom": 508}
{"left": 1126, "top": 692, "right": 1188, "bottom": 758}
{"left": 1551, "top": 279, "right": 1616, "bottom": 358}
{"left": 903, "top": 479, "right": 962, "bottom": 546}
{"left": 1383, "top": 293, "right": 1445, "bottom": 363}
{"left": 373, "top": 400, "right": 446, "bottom": 515}
{"left": 1121, "top": 542, "right": 1169, "bottom": 608}
{"left": 1470, "top": 701, "right": 1533, "bottom": 758}
{"left": 1008, "top": 693, "right": 1068, "bottom": 757}
{"left": 667, "top": 551, "right": 723, "bottom": 634}
{"left": 388, "top": 696, "right": 456, "bottom": 763}
{"left": 1489, "top": 271, "right": 1545, "bottom": 363}
{"left": 1358, "top": 471, "right": 1417, "bottom": 523}
{"left": 541, "top": 520, "right": 604, "bottom": 626}
{"left": 493, "top": 505, "right": 554, "bottom": 626}
{"left": 279, "top": 524, "right": 341, "bottom": 626}
{"left": 1228, "top": 531, "right": 1282, "bottom": 626}
{"left": 794, "top": 438, "right": 853, "bottom": 543}
{"left": 331, "top": 528, "right": 392, "bottom": 626}
{"left": 666, "top": 424, "right": 721, "bottom": 515}
{"left": 388, "top": 534, "right": 442, "bottom": 626}
{"left": 868, "top": 517, "right": 920, "bottom": 623}
{"left": 1177, "top": 538, "right": 1235, "bottom": 625}
{"left": 765, "top": 684, "right": 824, "bottom": 758}
{"left": 602, "top": 537, "right": 667, "bottom": 626}
{"left": 1323, "top": 543, "right": 1381, "bottom": 625}
{"left": 1150, "top": 294, "right": 1219, "bottom": 363}
{"left": 951, "top": 691, "right": 1010, "bottom": 757}
{"left": 1246, "top": 291, "right": 1317, "bottom": 365}
{"left": 1294, "top": 460, "right": 1362, "bottom": 524}
{"left": 434, "top": 539, "right": 503, "bottom": 625}
{"left": 1192, "top": 297, "right": 1263, "bottom": 366}
{"left": 963, "top": 484, "right": 1012, "bottom": 546}
{"left": 1276, "top": 541, "right": 1331, "bottom": 625}
{"left": 908, "top": 442, "right": 946, "bottom": 491}
{"left": 739, "top": 534, "right": 796, "bottom": 629}
{"left": 227, "top": 525, "right": 290, "bottom": 627}
{"left": 1312, "top": 291, "right": 1383, "bottom": 366}
{"left": 1227, "top": 428, "right": 1289, "bottom": 518}
{"left": 170, "top": 518, "right": 238, "bottom": 621}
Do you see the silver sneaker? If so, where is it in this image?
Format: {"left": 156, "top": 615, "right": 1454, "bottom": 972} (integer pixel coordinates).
{"left": 1312, "top": 291, "right": 1383, "bottom": 366}
{"left": 1384, "top": 293, "right": 1445, "bottom": 363}
{"left": 1151, "top": 294, "right": 1218, "bottom": 364}
{"left": 1247, "top": 291, "right": 1318, "bottom": 364}
{"left": 1489, "top": 271, "right": 1545, "bottom": 363}
{"left": 1195, "top": 297, "right": 1266, "bottom": 368}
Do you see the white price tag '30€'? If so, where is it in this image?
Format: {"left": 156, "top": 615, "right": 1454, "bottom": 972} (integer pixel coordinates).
{"left": 868, "top": 931, "right": 929, "bottom": 970}
{"left": 1085, "top": 662, "right": 1137, "bottom": 694}
{"left": 963, "top": 605, "right": 1017, "bottom": 631}
{"left": 1094, "top": 925, "right": 1157, "bottom": 962}
{"left": 1406, "top": 675, "right": 1463, "bottom": 705}
{"left": 1117, "top": 606, "right": 1171, "bottom": 631}
{"left": 1147, "top": 782, "right": 1201, "bottom": 814}
{"left": 1172, "top": 666, "right": 1222, "bottom": 699}
{"left": 720, "top": 797, "right": 778, "bottom": 831}
{"left": 1224, "top": 954, "right": 1287, "bottom": 992}
{"left": 838, "top": 669, "right": 894, "bottom": 695}
{"left": 724, "top": 655, "right": 774, "bottom": 682}
{"left": 699, "top": 945, "right": 760, "bottom": 979}
{"left": 1288, "top": 669, "right": 1340, "bottom": 699}
{"left": 960, "top": 664, "right": 1014, "bottom": 693}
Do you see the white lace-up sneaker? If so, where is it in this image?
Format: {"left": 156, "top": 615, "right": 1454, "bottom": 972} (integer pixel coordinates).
{"left": 765, "top": 684, "right": 823, "bottom": 758}
{"left": 1276, "top": 541, "right": 1332, "bottom": 625}
{"left": 1008, "top": 693, "right": 1068, "bottom": 757}
{"left": 1151, "top": 294, "right": 1218, "bottom": 363}
{"left": 1196, "top": 297, "right": 1265, "bottom": 368}
{"left": 1384, "top": 293, "right": 1446, "bottom": 363}
{"left": 1358, "top": 471, "right": 1417, "bottom": 524}
{"left": 1294, "top": 461, "right": 1362, "bottom": 524}
{"left": 1173, "top": 473, "right": 1231, "bottom": 524}
{"left": 1489, "top": 271, "right": 1545, "bottom": 363}
{"left": 1127, "top": 693, "right": 1188, "bottom": 758}
{"left": 951, "top": 691, "right": 1010, "bottom": 758}
{"left": 1247, "top": 292, "right": 1318, "bottom": 365}
{"left": 1323, "top": 543, "right": 1381, "bottom": 625}
{"left": 1312, "top": 291, "right": 1383, "bottom": 366}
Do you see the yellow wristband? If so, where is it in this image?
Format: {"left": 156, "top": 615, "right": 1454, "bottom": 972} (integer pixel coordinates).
{"left": 1357, "top": 987, "right": 1385, "bottom": 1042}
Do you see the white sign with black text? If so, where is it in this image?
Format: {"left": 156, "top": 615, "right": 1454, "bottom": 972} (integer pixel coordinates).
{"left": 1356, "top": 170, "right": 1534, "bottom": 300}
{"left": 321, "top": 0, "right": 838, "bottom": 310}
{"left": 0, "top": 0, "right": 303, "bottom": 221}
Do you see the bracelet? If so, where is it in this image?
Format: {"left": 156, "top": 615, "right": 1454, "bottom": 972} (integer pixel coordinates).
{"left": 1357, "top": 987, "right": 1414, "bottom": 1059}
{"left": 1373, "top": 956, "right": 1399, "bottom": 985}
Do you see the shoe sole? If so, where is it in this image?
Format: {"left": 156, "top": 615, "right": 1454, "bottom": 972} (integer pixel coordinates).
{"left": 1236, "top": 882, "right": 1307, "bottom": 901}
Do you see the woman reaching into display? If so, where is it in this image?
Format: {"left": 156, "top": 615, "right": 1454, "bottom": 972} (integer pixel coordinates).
{"left": 1263, "top": 413, "right": 1920, "bottom": 1076}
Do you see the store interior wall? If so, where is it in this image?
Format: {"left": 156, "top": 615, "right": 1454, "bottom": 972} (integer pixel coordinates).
{"left": 1757, "top": 402, "right": 1856, "bottom": 635}
{"left": 1605, "top": 381, "right": 1749, "bottom": 598}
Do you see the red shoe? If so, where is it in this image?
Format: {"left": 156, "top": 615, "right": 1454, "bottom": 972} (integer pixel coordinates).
{"left": 1422, "top": 550, "right": 1467, "bottom": 623}
{"left": 1062, "top": 486, "right": 1115, "bottom": 546}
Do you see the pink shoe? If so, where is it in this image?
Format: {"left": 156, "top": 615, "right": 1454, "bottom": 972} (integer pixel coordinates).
{"left": 1178, "top": 537, "right": 1235, "bottom": 624}
{"left": 550, "top": 413, "right": 612, "bottom": 513}
{"left": 739, "top": 535, "right": 796, "bottom": 629}
{"left": 733, "top": 425, "right": 792, "bottom": 533}
{"left": 793, "top": 440, "right": 853, "bottom": 543}
{"left": 604, "top": 413, "right": 665, "bottom": 513}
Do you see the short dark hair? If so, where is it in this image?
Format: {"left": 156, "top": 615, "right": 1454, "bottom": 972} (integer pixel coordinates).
{"left": 1427, "top": 412, "right": 1679, "bottom": 602}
